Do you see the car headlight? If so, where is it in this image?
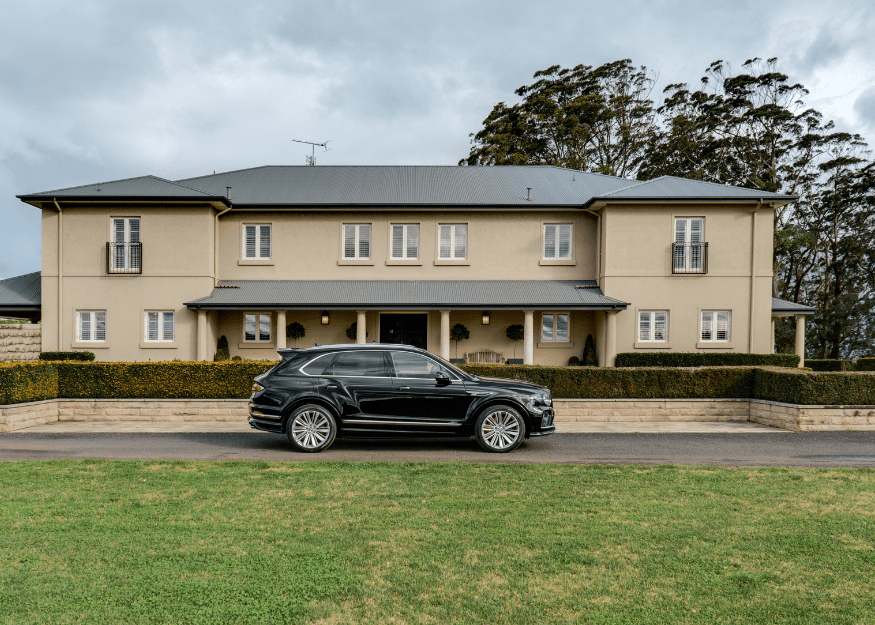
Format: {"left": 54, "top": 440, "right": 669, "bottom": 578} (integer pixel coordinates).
{"left": 251, "top": 382, "right": 264, "bottom": 393}
{"left": 531, "top": 392, "right": 552, "bottom": 406}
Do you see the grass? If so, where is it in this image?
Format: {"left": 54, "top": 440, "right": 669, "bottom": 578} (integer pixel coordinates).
{"left": 0, "top": 462, "right": 873, "bottom": 624}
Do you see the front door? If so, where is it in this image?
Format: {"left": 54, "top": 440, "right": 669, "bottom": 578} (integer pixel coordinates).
{"left": 380, "top": 314, "right": 428, "bottom": 349}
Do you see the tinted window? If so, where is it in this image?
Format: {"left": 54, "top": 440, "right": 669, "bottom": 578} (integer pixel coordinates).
{"left": 299, "top": 353, "right": 336, "bottom": 376}
{"left": 324, "top": 351, "right": 388, "bottom": 377}
{"left": 390, "top": 352, "right": 453, "bottom": 379}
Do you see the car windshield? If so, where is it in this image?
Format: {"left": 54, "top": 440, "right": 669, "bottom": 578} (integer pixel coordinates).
{"left": 425, "top": 353, "right": 473, "bottom": 380}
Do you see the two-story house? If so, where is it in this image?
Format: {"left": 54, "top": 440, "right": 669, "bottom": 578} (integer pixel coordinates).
{"left": 8, "top": 165, "right": 814, "bottom": 365}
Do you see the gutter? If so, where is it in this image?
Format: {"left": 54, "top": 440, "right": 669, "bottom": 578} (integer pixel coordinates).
{"left": 53, "top": 199, "right": 63, "bottom": 350}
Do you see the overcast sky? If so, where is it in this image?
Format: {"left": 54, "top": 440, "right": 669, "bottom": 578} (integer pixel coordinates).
{"left": 2, "top": 0, "right": 874, "bottom": 278}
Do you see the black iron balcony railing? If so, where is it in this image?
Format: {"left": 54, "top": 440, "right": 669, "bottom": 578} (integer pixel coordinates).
{"left": 106, "top": 242, "right": 142, "bottom": 274}
{"left": 671, "top": 242, "right": 708, "bottom": 274}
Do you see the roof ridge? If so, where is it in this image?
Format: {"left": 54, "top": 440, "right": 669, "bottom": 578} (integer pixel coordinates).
{"left": 597, "top": 177, "right": 656, "bottom": 197}
{"left": 20, "top": 174, "right": 218, "bottom": 198}
{"left": 650, "top": 175, "right": 784, "bottom": 195}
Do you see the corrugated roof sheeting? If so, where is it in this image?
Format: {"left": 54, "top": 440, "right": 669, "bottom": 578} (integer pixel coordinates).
{"left": 594, "top": 176, "right": 794, "bottom": 201}
{"left": 771, "top": 298, "right": 817, "bottom": 315}
{"left": 19, "top": 175, "right": 220, "bottom": 199}
{"left": 0, "top": 272, "right": 41, "bottom": 307}
{"left": 186, "top": 280, "right": 628, "bottom": 309}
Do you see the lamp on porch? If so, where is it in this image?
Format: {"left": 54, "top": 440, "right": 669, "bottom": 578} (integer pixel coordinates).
{"left": 482, "top": 311, "right": 490, "bottom": 325}
{"left": 321, "top": 311, "right": 330, "bottom": 325}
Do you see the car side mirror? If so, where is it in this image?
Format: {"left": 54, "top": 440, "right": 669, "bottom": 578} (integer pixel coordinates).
{"left": 435, "top": 372, "right": 451, "bottom": 386}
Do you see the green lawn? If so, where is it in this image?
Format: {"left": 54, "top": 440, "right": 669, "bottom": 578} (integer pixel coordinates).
{"left": 0, "top": 462, "right": 873, "bottom": 624}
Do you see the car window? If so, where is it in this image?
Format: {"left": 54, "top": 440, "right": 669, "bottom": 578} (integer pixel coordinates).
{"left": 390, "top": 351, "right": 455, "bottom": 379}
{"left": 323, "top": 351, "right": 389, "bottom": 377}
{"left": 299, "top": 353, "right": 336, "bottom": 376}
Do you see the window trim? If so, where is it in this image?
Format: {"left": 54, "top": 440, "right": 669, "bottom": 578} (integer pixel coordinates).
{"left": 540, "top": 222, "right": 575, "bottom": 265}
{"left": 540, "top": 312, "right": 571, "bottom": 344}
{"left": 108, "top": 216, "right": 141, "bottom": 272}
{"left": 672, "top": 216, "right": 706, "bottom": 274}
{"left": 240, "top": 312, "right": 274, "bottom": 348}
{"left": 387, "top": 223, "right": 422, "bottom": 264}
{"left": 239, "top": 223, "right": 274, "bottom": 265}
{"left": 634, "top": 308, "right": 672, "bottom": 349}
{"left": 434, "top": 223, "right": 469, "bottom": 265}
{"left": 339, "top": 223, "right": 374, "bottom": 265}
{"left": 75, "top": 310, "right": 107, "bottom": 343}
{"left": 698, "top": 309, "right": 734, "bottom": 348}
{"left": 140, "top": 309, "right": 178, "bottom": 348}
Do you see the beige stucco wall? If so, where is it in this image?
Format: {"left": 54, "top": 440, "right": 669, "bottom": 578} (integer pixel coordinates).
{"left": 599, "top": 204, "right": 775, "bottom": 356}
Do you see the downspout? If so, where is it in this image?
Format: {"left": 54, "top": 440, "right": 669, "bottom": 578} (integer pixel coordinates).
{"left": 214, "top": 203, "right": 232, "bottom": 287}
{"left": 582, "top": 207, "right": 601, "bottom": 286}
{"left": 748, "top": 200, "right": 764, "bottom": 352}
{"left": 53, "top": 199, "right": 63, "bottom": 350}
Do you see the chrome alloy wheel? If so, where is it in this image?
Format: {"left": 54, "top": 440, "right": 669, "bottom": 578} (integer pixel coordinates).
{"left": 291, "top": 410, "right": 331, "bottom": 449}
{"left": 481, "top": 410, "right": 522, "bottom": 450}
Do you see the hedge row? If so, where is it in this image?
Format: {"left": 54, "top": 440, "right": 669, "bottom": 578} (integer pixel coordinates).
{"left": 461, "top": 364, "right": 755, "bottom": 399}
{"left": 39, "top": 351, "right": 95, "bottom": 362}
{"left": 0, "top": 362, "right": 59, "bottom": 405}
{"left": 857, "top": 358, "right": 875, "bottom": 372}
{"left": 804, "top": 359, "right": 856, "bottom": 372}
{"left": 755, "top": 367, "right": 875, "bottom": 406}
{"left": 615, "top": 352, "right": 799, "bottom": 368}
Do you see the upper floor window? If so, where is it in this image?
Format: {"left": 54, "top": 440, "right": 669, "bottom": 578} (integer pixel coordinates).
{"left": 77, "top": 310, "right": 106, "bottom": 342}
{"left": 701, "top": 310, "right": 731, "bottom": 342}
{"left": 438, "top": 224, "right": 467, "bottom": 260}
{"left": 673, "top": 217, "right": 706, "bottom": 274}
{"left": 343, "top": 224, "right": 371, "bottom": 260}
{"left": 244, "top": 313, "right": 271, "bottom": 342}
{"left": 243, "top": 224, "right": 271, "bottom": 260}
{"left": 145, "top": 311, "right": 175, "bottom": 342}
{"left": 391, "top": 224, "right": 419, "bottom": 260}
{"left": 541, "top": 313, "right": 569, "bottom": 342}
{"left": 639, "top": 311, "right": 668, "bottom": 342}
{"left": 543, "top": 224, "right": 572, "bottom": 260}
{"left": 109, "top": 217, "right": 141, "bottom": 273}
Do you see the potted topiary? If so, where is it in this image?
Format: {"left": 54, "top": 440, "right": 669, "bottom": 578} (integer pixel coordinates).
{"left": 506, "top": 324, "right": 524, "bottom": 364}
{"left": 346, "top": 322, "right": 368, "bottom": 342}
{"left": 286, "top": 321, "right": 305, "bottom": 346}
{"left": 214, "top": 335, "right": 230, "bottom": 361}
{"left": 450, "top": 323, "right": 469, "bottom": 363}
{"left": 582, "top": 333, "right": 597, "bottom": 366}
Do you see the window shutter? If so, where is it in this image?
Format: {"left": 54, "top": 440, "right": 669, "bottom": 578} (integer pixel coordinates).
{"left": 558, "top": 225, "right": 572, "bottom": 258}
{"left": 245, "top": 226, "right": 256, "bottom": 258}
{"left": 639, "top": 311, "right": 650, "bottom": 341}
{"left": 716, "top": 311, "right": 730, "bottom": 341}
{"left": 95, "top": 312, "right": 106, "bottom": 342}
{"left": 701, "top": 311, "right": 713, "bottom": 341}
{"left": 654, "top": 311, "right": 667, "bottom": 341}
{"left": 80, "top": 312, "right": 91, "bottom": 342}
{"left": 454, "top": 224, "right": 467, "bottom": 258}
{"left": 129, "top": 218, "right": 140, "bottom": 243}
{"left": 439, "top": 225, "right": 451, "bottom": 258}
{"left": 392, "top": 225, "right": 403, "bottom": 258}
{"left": 163, "top": 312, "right": 174, "bottom": 341}
{"left": 147, "top": 312, "right": 159, "bottom": 341}
{"left": 344, "top": 225, "right": 356, "bottom": 258}
{"left": 544, "top": 225, "right": 556, "bottom": 258}
{"left": 259, "top": 225, "right": 271, "bottom": 258}
{"left": 406, "top": 225, "right": 419, "bottom": 258}
{"left": 359, "top": 225, "right": 370, "bottom": 258}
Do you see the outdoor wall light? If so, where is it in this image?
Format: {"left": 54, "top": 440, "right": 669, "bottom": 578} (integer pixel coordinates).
{"left": 321, "top": 311, "right": 330, "bottom": 325}
{"left": 482, "top": 311, "right": 490, "bottom": 325}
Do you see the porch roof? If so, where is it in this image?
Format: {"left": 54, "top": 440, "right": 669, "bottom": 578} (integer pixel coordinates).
{"left": 771, "top": 298, "right": 816, "bottom": 316}
{"left": 0, "top": 272, "right": 41, "bottom": 319}
{"left": 184, "top": 280, "right": 629, "bottom": 311}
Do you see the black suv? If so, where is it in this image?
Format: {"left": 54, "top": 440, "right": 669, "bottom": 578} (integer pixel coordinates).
{"left": 248, "top": 344, "right": 555, "bottom": 453}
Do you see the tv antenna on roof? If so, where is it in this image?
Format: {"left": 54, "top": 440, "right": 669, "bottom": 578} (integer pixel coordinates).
{"left": 292, "top": 139, "right": 330, "bottom": 166}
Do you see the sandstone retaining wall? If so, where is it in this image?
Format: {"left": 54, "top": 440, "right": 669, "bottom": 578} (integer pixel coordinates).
{"left": 0, "top": 324, "right": 41, "bottom": 362}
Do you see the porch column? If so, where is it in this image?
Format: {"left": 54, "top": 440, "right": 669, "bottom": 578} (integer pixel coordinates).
{"left": 771, "top": 317, "right": 776, "bottom": 354}
{"left": 276, "top": 310, "right": 287, "bottom": 350}
{"left": 440, "top": 310, "right": 450, "bottom": 360}
{"left": 197, "top": 309, "right": 207, "bottom": 361}
{"left": 606, "top": 310, "right": 618, "bottom": 367}
{"left": 795, "top": 315, "right": 805, "bottom": 368}
{"left": 523, "top": 310, "right": 534, "bottom": 365}
{"left": 356, "top": 310, "right": 367, "bottom": 344}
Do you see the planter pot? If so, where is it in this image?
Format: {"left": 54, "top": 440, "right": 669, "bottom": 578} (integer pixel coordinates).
{"left": 506, "top": 359, "right": 524, "bottom": 365}
{"left": 450, "top": 358, "right": 465, "bottom": 364}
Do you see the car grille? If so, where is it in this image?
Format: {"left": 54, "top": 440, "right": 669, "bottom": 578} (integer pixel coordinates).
{"left": 541, "top": 411, "right": 554, "bottom": 428}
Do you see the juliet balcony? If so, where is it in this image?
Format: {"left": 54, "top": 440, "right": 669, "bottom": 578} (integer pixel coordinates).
{"left": 106, "top": 242, "right": 142, "bottom": 275}
{"left": 671, "top": 242, "right": 708, "bottom": 275}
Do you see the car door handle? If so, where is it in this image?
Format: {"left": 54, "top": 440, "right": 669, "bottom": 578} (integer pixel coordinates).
{"left": 398, "top": 386, "right": 410, "bottom": 390}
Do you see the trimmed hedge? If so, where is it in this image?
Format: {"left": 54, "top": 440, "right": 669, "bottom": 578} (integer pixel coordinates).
{"left": 0, "top": 362, "right": 58, "bottom": 404}
{"left": 615, "top": 352, "right": 799, "bottom": 368}
{"left": 804, "top": 359, "right": 855, "bottom": 372}
{"left": 856, "top": 358, "right": 875, "bottom": 372}
{"left": 755, "top": 367, "right": 875, "bottom": 406}
{"left": 461, "top": 364, "right": 755, "bottom": 399}
{"left": 40, "top": 351, "right": 95, "bottom": 362}
{"left": 56, "top": 361, "right": 276, "bottom": 399}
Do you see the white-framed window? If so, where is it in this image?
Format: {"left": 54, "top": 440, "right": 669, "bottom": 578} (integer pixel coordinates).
{"left": 701, "top": 310, "right": 731, "bottom": 342}
{"left": 77, "top": 311, "right": 106, "bottom": 342}
{"left": 674, "top": 217, "right": 705, "bottom": 273}
{"left": 110, "top": 217, "right": 141, "bottom": 271}
{"left": 243, "top": 313, "right": 271, "bottom": 342}
{"left": 243, "top": 224, "right": 271, "bottom": 260}
{"left": 638, "top": 311, "right": 668, "bottom": 342}
{"left": 391, "top": 224, "right": 419, "bottom": 259}
{"left": 543, "top": 224, "right": 572, "bottom": 260}
{"left": 145, "top": 311, "right": 175, "bottom": 342}
{"left": 343, "top": 224, "right": 371, "bottom": 260}
{"left": 438, "top": 224, "right": 467, "bottom": 259}
{"left": 541, "top": 313, "right": 570, "bottom": 342}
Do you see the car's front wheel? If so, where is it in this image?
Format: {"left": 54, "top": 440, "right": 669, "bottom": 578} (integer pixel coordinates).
{"left": 286, "top": 404, "right": 337, "bottom": 453}
{"left": 475, "top": 405, "right": 525, "bottom": 452}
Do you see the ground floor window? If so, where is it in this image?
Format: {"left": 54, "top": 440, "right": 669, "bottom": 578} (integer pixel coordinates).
{"left": 77, "top": 311, "right": 106, "bottom": 342}
{"left": 244, "top": 313, "right": 271, "bottom": 342}
{"left": 701, "top": 310, "right": 731, "bottom": 342}
{"left": 541, "top": 313, "right": 569, "bottom": 342}
{"left": 145, "top": 311, "right": 175, "bottom": 342}
{"left": 638, "top": 311, "right": 668, "bottom": 342}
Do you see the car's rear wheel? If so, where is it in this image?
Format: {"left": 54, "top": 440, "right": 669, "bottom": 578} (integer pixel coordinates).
{"left": 286, "top": 404, "right": 337, "bottom": 452}
{"left": 475, "top": 405, "right": 525, "bottom": 452}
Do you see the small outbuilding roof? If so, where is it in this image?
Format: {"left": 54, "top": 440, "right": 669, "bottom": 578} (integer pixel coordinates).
{"left": 0, "top": 272, "right": 41, "bottom": 320}
{"left": 185, "top": 280, "right": 629, "bottom": 310}
{"left": 771, "top": 298, "right": 816, "bottom": 316}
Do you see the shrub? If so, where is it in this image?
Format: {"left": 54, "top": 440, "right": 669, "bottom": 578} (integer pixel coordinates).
{"left": 286, "top": 322, "right": 305, "bottom": 345}
{"left": 804, "top": 359, "right": 855, "bottom": 372}
{"left": 856, "top": 358, "right": 875, "bottom": 372}
{"left": 460, "top": 364, "right": 755, "bottom": 399}
{"left": 214, "top": 336, "right": 230, "bottom": 361}
{"left": 450, "top": 323, "right": 469, "bottom": 359}
{"left": 615, "top": 352, "right": 799, "bottom": 368}
{"left": 754, "top": 367, "right": 875, "bottom": 405}
{"left": 39, "top": 351, "right": 95, "bottom": 362}
{"left": 0, "top": 362, "right": 59, "bottom": 404}
{"left": 582, "top": 334, "right": 596, "bottom": 366}
{"left": 56, "top": 361, "right": 276, "bottom": 399}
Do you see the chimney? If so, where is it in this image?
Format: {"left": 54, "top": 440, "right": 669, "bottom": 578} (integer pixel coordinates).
{"left": 526, "top": 187, "right": 532, "bottom": 201}
{"left": 226, "top": 186, "right": 232, "bottom": 200}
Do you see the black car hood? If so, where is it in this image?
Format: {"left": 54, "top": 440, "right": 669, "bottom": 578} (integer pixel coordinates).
{"left": 467, "top": 376, "right": 548, "bottom": 394}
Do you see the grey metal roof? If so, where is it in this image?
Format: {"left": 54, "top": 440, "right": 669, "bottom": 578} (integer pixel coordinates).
{"left": 185, "top": 280, "right": 628, "bottom": 310}
{"left": 0, "top": 272, "right": 41, "bottom": 309}
{"left": 588, "top": 175, "right": 795, "bottom": 205}
{"left": 772, "top": 298, "right": 816, "bottom": 315}
{"left": 17, "top": 175, "right": 225, "bottom": 202}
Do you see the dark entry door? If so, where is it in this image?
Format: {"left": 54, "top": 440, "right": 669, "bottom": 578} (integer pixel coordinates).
{"left": 380, "top": 314, "right": 428, "bottom": 349}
